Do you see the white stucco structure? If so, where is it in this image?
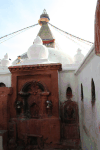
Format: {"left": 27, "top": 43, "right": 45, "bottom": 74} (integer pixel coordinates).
{"left": 74, "top": 48, "right": 84, "bottom": 64}
{"left": 0, "top": 67, "right": 11, "bottom": 87}
{"left": 58, "top": 69, "right": 77, "bottom": 103}
{"left": 0, "top": 53, "right": 11, "bottom": 87}
{"left": 12, "top": 38, "right": 74, "bottom": 67}
{"left": 27, "top": 36, "right": 48, "bottom": 60}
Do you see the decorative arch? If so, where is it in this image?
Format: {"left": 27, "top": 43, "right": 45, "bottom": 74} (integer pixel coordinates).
{"left": 18, "top": 80, "right": 50, "bottom": 118}
{"left": 91, "top": 78, "right": 96, "bottom": 106}
{"left": 66, "top": 87, "right": 72, "bottom": 99}
{"left": 81, "top": 84, "right": 84, "bottom": 101}
{"left": 0, "top": 82, "right": 6, "bottom": 87}
{"left": 21, "top": 80, "right": 48, "bottom": 93}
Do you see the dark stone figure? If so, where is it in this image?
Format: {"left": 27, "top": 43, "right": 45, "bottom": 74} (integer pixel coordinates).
{"left": 64, "top": 105, "right": 74, "bottom": 122}
{"left": 15, "top": 101, "right": 23, "bottom": 116}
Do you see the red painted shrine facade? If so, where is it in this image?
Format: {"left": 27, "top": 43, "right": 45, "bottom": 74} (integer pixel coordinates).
{"left": 0, "top": 63, "right": 80, "bottom": 150}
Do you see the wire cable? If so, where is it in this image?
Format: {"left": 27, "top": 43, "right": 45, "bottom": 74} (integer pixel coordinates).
{"left": 0, "top": 26, "right": 35, "bottom": 44}
{"left": 0, "top": 23, "right": 39, "bottom": 41}
{"left": 49, "top": 23, "right": 94, "bottom": 44}
{"left": 49, "top": 24, "right": 91, "bottom": 50}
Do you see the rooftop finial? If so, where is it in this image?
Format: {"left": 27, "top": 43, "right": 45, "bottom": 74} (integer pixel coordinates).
{"left": 38, "top": 9, "right": 50, "bottom": 25}
{"left": 43, "top": 9, "right": 47, "bottom": 14}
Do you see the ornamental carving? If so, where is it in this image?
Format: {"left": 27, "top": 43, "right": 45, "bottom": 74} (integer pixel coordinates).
{"left": 16, "top": 80, "right": 50, "bottom": 118}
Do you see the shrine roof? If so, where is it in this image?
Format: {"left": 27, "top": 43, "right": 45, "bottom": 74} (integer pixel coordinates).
{"left": 9, "top": 63, "right": 62, "bottom": 73}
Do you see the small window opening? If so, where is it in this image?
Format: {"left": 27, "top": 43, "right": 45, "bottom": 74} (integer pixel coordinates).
{"left": 66, "top": 87, "right": 72, "bottom": 99}
{"left": 81, "top": 84, "right": 84, "bottom": 101}
{"left": 0, "top": 82, "right": 6, "bottom": 87}
{"left": 91, "top": 79, "right": 96, "bottom": 106}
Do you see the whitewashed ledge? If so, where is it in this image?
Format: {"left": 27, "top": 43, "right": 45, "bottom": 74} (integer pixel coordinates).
{"left": 0, "top": 66, "right": 11, "bottom": 74}
{"left": 62, "top": 64, "right": 79, "bottom": 71}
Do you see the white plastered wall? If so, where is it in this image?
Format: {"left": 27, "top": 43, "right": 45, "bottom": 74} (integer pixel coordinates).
{"left": 58, "top": 70, "right": 77, "bottom": 103}
{"left": 0, "top": 68, "right": 11, "bottom": 87}
{"left": 75, "top": 51, "right": 100, "bottom": 150}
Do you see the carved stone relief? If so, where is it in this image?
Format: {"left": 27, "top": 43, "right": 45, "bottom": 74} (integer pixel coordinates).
{"left": 15, "top": 80, "right": 50, "bottom": 119}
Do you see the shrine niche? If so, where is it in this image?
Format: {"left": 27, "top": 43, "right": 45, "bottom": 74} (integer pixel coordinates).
{"left": 60, "top": 99, "right": 80, "bottom": 146}
{"left": 60, "top": 100, "right": 78, "bottom": 124}
{"left": 17, "top": 80, "right": 50, "bottom": 119}
{"left": 66, "top": 87, "right": 73, "bottom": 99}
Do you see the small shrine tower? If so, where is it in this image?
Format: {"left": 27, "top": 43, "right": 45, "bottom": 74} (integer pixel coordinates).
{"left": 38, "top": 9, "right": 55, "bottom": 48}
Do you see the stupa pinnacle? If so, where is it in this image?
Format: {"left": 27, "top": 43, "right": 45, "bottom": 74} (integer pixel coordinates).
{"left": 38, "top": 9, "right": 50, "bottom": 25}
{"left": 38, "top": 9, "right": 55, "bottom": 48}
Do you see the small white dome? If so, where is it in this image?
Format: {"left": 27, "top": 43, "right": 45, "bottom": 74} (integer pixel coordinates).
{"left": 74, "top": 48, "right": 84, "bottom": 64}
{"left": 27, "top": 36, "right": 48, "bottom": 60}
{"left": 1, "top": 53, "right": 10, "bottom": 66}
{"left": 4, "top": 53, "right": 9, "bottom": 59}
{"left": 34, "top": 36, "right": 43, "bottom": 45}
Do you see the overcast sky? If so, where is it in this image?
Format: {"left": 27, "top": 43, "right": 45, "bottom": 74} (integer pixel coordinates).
{"left": 0, "top": 0, "right": 97, "bottom": 61}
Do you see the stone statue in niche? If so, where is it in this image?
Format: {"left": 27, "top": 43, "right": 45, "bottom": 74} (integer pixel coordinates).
{"left": 60, "top": 100, "right": 78, "bottom": 124}
{"left": 62, "top": 87, "right": 76, "bottom": 123}
{"left": 64, "top": 104, "right": 75, "bottom": 123}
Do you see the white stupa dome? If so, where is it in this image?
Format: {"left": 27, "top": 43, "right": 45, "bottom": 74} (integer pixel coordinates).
{"left": 74, "top": 48, "right": 84, "bottom": 64}
{"left": 27, "top": 36, "right": 48, "bottom": 60}
{"left": 48, "top": 48, "right": 73, "bottom": 65}
{"left": 12, "top": 37, "right": 73, "bottom": 66}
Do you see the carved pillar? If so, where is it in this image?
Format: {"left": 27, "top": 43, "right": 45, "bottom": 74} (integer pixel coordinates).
{"left": 18, "top": 92, "right": 30, "bottom": 118}
{"left": 40, "top": 92, "right": 50, "bottom": 118}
